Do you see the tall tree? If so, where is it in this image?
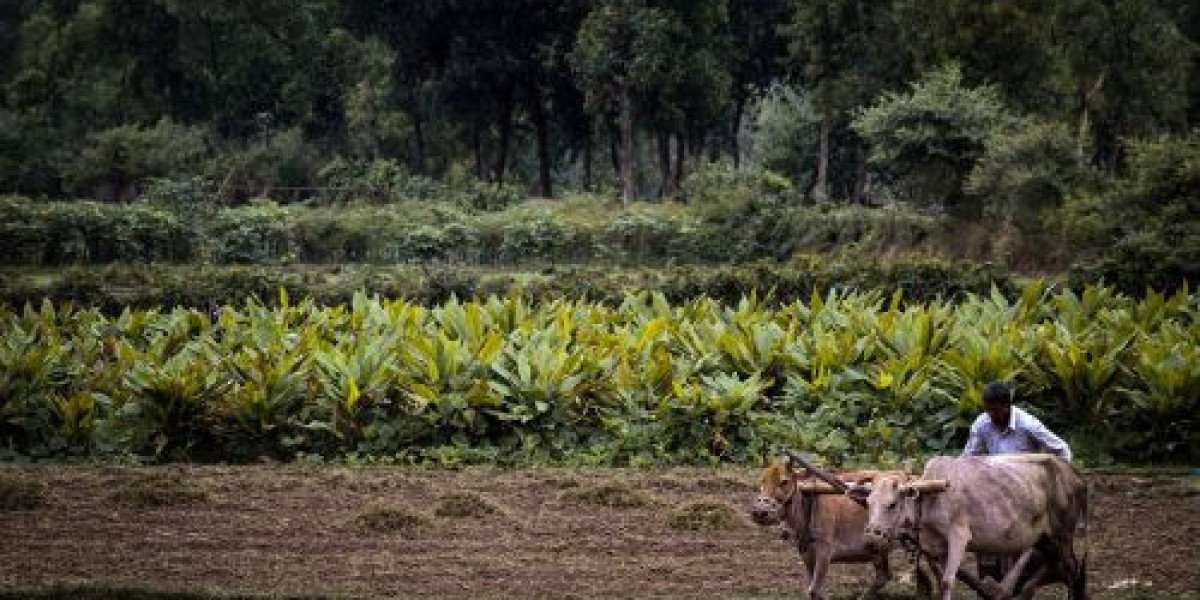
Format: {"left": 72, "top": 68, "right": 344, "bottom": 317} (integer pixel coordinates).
{"left": 724, "top": 0, "right": 788, "bottom": 168}
{"left": 852, "top": 64, "right": 1010, "bottom": 218}
{"left": 782, "top": 0, "right": 903, "bottom": 203}
{"left": 1048, "top": 0, "right": 1193, "bottom": 170}
{"left": 573, "top": 1, "right": 681, "bottom": 204}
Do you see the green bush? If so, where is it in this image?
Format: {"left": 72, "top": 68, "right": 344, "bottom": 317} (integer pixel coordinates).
{"left": 204, "top": 201, "right": 295, "bottom": 264}
{"left": 1067, "top": 133, "right": 1199, "bottom": 295}
{"left": 0, "top": 199, "right": 191, "bottom": 265}
{"left": 852, "top": 64, "right": 1010, "bottom": 217}
{"left": 66, "top": 119, "right": 212, "bottom": 202}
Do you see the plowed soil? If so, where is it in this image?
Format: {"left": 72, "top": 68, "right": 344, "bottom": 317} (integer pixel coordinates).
{"left": 1, "top": 466, "right": 1196, "bottom": 599}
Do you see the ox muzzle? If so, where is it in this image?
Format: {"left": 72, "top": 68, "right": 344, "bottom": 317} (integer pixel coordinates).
{"left": 749, "top": 495, "right": 784, "bottom": 526}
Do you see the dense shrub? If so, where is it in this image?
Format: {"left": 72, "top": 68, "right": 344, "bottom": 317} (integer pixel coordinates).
{"left": 66, "top": 119, "right": 212, "bottom": 202}
{"left": 0, "top": 198, "right": 191, "bottom": 265}
{"left": 204, "top": 202, "right": 295, "bottom": 264}
{"left": 1066, "top": 134, "right": 1199, "bottom": 295}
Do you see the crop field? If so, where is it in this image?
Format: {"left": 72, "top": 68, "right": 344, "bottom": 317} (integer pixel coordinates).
{"left": 0, "top": 466, "right": 1197, "bottom": 599}
{"left": 2, "top": 284, "right": 1196, "bottom": 467}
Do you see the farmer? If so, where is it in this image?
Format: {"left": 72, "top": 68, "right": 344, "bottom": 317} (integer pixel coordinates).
{"left": 961, "top": 380, "right": 1074, "bottom": 584}
{"left": 962, "top": 381, "right": 1072, "bottom": 462}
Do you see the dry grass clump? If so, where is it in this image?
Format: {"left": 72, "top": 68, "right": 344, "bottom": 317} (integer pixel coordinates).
{"left": 561, "top": 483, "right": 651, "bottom": 508}
{"left": 111, "top": 471, "right": 209, "bottom": 507}
{"left": 0, "top": 470, "right": 44, "bottom": 510}
{"left": 647, "top": 475, "right": 692, "bottom": 491}
{"left": 536, "top": 474, "right": 581, "bottom": 489}
{"left": 434, "top": 492, "right": 500, "bottom": 518}
{"left": 355, "top": 502, "right": 431, "bottom": 533}
{"left": 693, "top": 475, "right": 751, "bottom": 492}
{"left": 668, "top": 498, "right": 746, "bottom": 531}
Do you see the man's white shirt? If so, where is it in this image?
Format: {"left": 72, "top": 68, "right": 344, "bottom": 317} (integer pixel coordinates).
{"left": 962, "top": 405, "right": 1073, "bottom": 462}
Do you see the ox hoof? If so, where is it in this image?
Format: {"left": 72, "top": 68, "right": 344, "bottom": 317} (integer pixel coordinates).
{"left": 980, "top": 577, "right": 1008, "bottom": 600}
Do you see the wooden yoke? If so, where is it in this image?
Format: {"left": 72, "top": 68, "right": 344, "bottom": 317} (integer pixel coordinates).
{"left": 784, "top": 451, "right": 1000, "bottom": 600}
{"left": 904, "top": 479, "right": 950, "bottom": 494}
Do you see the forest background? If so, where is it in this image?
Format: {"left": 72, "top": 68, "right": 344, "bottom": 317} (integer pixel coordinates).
{"left": 0, "top": 1, "right": 1197, "bottom": 466}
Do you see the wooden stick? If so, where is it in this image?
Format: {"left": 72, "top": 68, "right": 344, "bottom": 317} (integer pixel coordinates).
{"left": 796, "top": 481, "right": 860, "bottom": 494}
{"left": 905, "top": 479, "right": 950, "bottom": 493}
{"left": 784, "top": 451, "right": 999, "bottom": 600}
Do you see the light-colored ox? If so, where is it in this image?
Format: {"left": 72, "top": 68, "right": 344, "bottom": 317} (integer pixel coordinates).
{"left": 750, "top": 456, "right": 931, "bottom": 600}
{"left": 862, "top": 454, "right": 1088, "bottom": 600}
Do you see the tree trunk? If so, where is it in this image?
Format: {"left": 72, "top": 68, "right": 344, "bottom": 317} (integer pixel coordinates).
{"left": 814, "top": 108, "right": 832, "bottom": 202}
{"left": 528, "top": 84, "right": 554, "bottom": 198}
{"left": 609, "top": 120, "right": 621, "bottom": 177}
{"left": 853, "top": 145, "right": 868, "bottom": 205}
{"left": 673, "top": 133, "right": 685, "bottom": 197}
{"left": 411, "top": 97, "right": 425, "bottom": 173}
{"left": 731, "top": 94, "right": 746, "bottom": 169}
{"left": 494, "top": 92, "right": 513, "bottom": 184}
{"left": 1077, "top": 73, "right": 1105, "bottom": 168}
{"left": 619, "top": 82, "right": 635, "bottom": 205}
{"left": 473, "top": 119, "right": 485, "bottom": 181}
{"left": 658, "top": 130, "right": 674, "bottom": 198}
{"left": 583, "top": 123, "right": 594, "bottom": 191}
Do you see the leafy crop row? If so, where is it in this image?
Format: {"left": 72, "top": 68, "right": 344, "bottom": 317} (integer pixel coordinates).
{"left": 1, "top": 284, "right": 1195, "bottom": 465}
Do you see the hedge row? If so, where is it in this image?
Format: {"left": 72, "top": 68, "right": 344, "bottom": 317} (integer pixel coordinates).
{"left": 0, "top": 196, "right": 951, "bottom": 267}
{"left": 0, "top": 259, "right": 1016, "bottom": 312}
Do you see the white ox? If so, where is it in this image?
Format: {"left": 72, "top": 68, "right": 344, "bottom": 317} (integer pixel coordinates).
{"left": 862, "top": 454, "right": 1088, "bottom": 600}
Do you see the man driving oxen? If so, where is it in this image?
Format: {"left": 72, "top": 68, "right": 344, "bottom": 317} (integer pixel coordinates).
{"left": 962, "top": 381, "right": 1072, "bottom": 462}
{"left": 962, "top": 381, "right": 1074, "bottom": 583}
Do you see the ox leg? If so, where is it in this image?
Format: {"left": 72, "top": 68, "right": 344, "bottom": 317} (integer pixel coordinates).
{"left": 999, "top": 548, "right": 1037, "bottom": 597}
{"left": 859, "top": 553, "right": 892, "bottom": 600}
{"left": 939, "top": 528, "right": 971, "bottom": 600}
{"left": 1015, "top": 565, "right": 1050, "bottom": 600}
{"left": 805, "top": 544, "right": 832, "bottom": 600}
{"left": 915, "top": 563, "right": 935, "bottom": 599}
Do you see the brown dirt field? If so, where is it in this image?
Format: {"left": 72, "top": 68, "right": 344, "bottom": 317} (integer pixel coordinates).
{"left": 0, "top": 466, "right": 1197, "bottom": 599}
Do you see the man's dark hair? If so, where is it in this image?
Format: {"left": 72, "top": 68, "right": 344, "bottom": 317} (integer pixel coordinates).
{"left": 982, "top": 381, "right": 1014, "bottom": 405}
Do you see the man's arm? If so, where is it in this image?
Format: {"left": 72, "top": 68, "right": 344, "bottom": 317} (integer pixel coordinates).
{"left": 1023, "top": 413, "right": 1073, "bottom": 462}
{"left": 961, "top": 418, "right": 988, "bottom": 457}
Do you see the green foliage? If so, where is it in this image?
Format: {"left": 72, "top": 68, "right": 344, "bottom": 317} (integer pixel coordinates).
{"left": 204, "top": 202, "right": 295, "bottom": 264}
{"left": 852, "top": 64, "right": 1011, "bottom": 217}
{"left": 67, "top": 120, "right": 211, "bottom": 202}
{"left": 209, "top": 130, "right": 323, "bottom": 202}
{"left": 0, "top": 284, "right": 1193, "bottom": 465}
{"left": 748, "top": 84, "right": 818, "bottom": 194}
{"left": 0, "top": 259, "right": 1015, "bottom": 313}
{"left": 967, "top": 119, "right": 1094, "bottom": 220}
{"left": 0, "top": 198, "right": 191, "bottom": 265}
{"left": 1069, "top": 134, "right": 1200, "bottom": 295}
